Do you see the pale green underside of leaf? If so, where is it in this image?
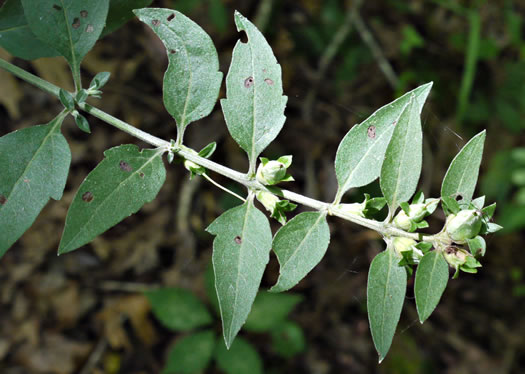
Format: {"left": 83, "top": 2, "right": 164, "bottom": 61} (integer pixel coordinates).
{"left": 215, "top": 337, "right": 263, "bottom": 374}
{"left": 206, "top": 200, "right": 272, "bottom": 348}
{"left": 145, "top": 288, "right": 213, "bottom": 331}
{"left": 22, "top": 0, "right": 109, "bottom": 71}
{"left": 0, "top": 0, "right": 58, "bottom": 60}
{"left": 380, "top": 95, "right": 422, "bottom": 214}
{"left": 102, "top": 0, "right": 153, "bottom": 37}
{"left": 221, "top": 11, "right": 287, "bottom": 167}
{"left": 162, "top": 330, "right": 216, "bottom": 374}
{"left": 441, "top": 130, "right": 486, "bottom": 203}
{"left": 270, "top": 212, "right": 330, "bottom": 293}
{"left": 335, "top": 82, "right": 432, "bottom": 199}
{"left": 58, "top": 144, "right": 166, "bottom": 254}
{"left": 367, "top": 249, "right": 407, "bottom": 363}
{"left": 415, "top": 251, "right": 449, "bottom": 323}
{"left": 0, "top": 114, "right": 70, "bottom": 257}
{"left": 134, "top": 8, "right": 222, "bottom": 135}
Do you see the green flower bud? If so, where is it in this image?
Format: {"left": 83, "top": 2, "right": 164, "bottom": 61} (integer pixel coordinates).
{"left": 446, "top": 209, "right": 482, "bottom": 242}
{"left": 256, "top": 160, "right": 287, "bottom": 185}
{"left": 339, "top": 202, "right": 365, "bottom": 217}
{"left": 393, "top": 237, "right": 417, "bottom": 253}
{"left": 393, "top": 198, "right": 439, "bottom": 230}
{"left": 184, "top": 159, "right": 205, "bottom": 175}
{"left": 393, "top": 211, "right": 412, "bottom": 230}
{"left": 256, "top": 190, "right": 280, "bottom": 213}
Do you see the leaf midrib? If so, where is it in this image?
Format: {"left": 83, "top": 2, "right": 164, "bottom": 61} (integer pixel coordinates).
{"left": 421, "top": 252, "right": 440, "bottom": 318}
{"left": 60, "top": 150, "right": 162, "bottom": 252}
{"left": 59, "top": 0, "right": 78, "bottom": 71}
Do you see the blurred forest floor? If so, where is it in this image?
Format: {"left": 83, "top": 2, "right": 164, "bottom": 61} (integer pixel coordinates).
{"left": 1, "top": 0, "right": 525, "bottom": 373}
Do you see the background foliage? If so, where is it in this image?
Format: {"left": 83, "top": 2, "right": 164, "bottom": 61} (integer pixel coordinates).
{"left": 0, "top": 0, "right": 524, "bottom": 373}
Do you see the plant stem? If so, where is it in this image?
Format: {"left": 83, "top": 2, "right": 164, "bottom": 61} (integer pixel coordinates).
{"left": 0, "top": 57, "right": 435, "bottom": 242}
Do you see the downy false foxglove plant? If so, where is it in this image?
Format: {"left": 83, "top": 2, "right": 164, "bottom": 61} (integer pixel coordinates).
{"left": 0, "top": 0, "right": 502, "bottom": 362}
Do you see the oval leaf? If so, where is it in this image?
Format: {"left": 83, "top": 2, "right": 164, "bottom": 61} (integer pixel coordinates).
{"left": 206, "top": 200, "right": 272, "bottom": 348}
{"left": 58, "top": 144, "right": 166, "bottom": 254}
{"left": 270, "top": 212, "right": 330, "bottom": 293}
{"left": 367, "top": 248, "right": 407, "bottom": 363}
{"left": 0, "top": 114, "right": 70, "bottom": 257}
{"left": 334, "top": 82, "right": 432, "bottom": 201}
{"left": 162, "top": 330, "right": 216, "bottom": 374}
{"left": 22, "top": 0, "right": 109, "bottom": 79}
{"left": 380, "top": 95, "right": 422, "bottom": 215}
{"left": 0, "top": 0, "right": 57, "bottom": 60}
{"left": 414, "top": 251, "right": 449, "bottom": 323}
{"left": 221, "top": 11, "right": 287, "bottom": 171}
{"left": 145, "top": 288, "right": 213, "bottom": 331}
{"left": 134, "top": 8, "right": 222, "bottom": 140}
{"left": 102, "top": 0, "right": 153, "bottom": 37}
{"left": 215, "top": 337, "right": 263, "bottom": 374}
{"left": 441, "top": 130, "right": 486, "bottom": 203}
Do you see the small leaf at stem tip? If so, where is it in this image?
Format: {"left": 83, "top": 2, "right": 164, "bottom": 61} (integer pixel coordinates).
{"left": 74, "top": 114, "right": 91, "bottom": 134}
{"left": 90, "top": 71, "right": 111, "bottom": 89}
{"left": 75, "top": 89, "right": 89, "bottom": 104}
{"left": 198, "top": 142, "right": 217, "bottom": 158}
{"left": 441, "top": 130, "right": 486, "bottom": 204}
{"left": 59, "top": 89, "right": 75, "bottom": 111}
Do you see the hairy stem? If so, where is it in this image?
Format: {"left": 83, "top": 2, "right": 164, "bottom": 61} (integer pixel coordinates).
{"left": 0, "top": 57, "right": 434, "bottom": 242}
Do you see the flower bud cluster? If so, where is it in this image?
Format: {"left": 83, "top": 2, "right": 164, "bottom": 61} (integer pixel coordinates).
{"left": 256, "top": 156, "right": 294, "bottom": 186}
{"left": 393, "top": 196, "right": 439, "bottom": 232}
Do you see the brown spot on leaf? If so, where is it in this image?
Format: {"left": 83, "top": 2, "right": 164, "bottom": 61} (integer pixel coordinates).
{"left": 72, "top": 18, "right": 81, "bottom": 29}
{"left": 53, "top": 4, "right": 62, "bottom": 10}
{"left": 85, "top": 24, "right": 94, "bottom": 33}
{"left": 119, "top": 161, "right": 133, "bottom": 172}
{"left": 234, "top": 236, "right": 242, "bottom": 244}
{"left": 264, "top": 78, "right": 274, "bottom": 85}
{"left": 367, "top": 125, "right": 376, "bottom": 139}
{"left": 169, "top": 49, "right": 176, "bottom": 54}
{"left": 244, "top": 77, "right": 254, "bottom": 88}
{"left": 82, "top": 191, "right": 94, "bottom": 203}
{"left": 139, "top": 172, "right": 145, "bottom": 178}
{"left": 445, "top": 246, "right": 458, "bottom": 255}
{"left": 167, "top": 13, "right": 175, "bottom": 21}
{"left": 392, "top": 120, "right": 397, "bottom": 126}
{"left": 0, "top": 195, "right": 6, "bottom": 205}
{"left": 24, "top": 178, "right": 30, "bottom": 183}
{"left": 152, "top": 19, "right": 160, "bottom": 26}
{"left": 80, "top": 10, "right": 88, "bottom": 17}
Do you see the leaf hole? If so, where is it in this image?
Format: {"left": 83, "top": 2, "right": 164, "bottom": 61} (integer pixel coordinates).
{"left": 244, "top": 77, "right": 254, "bottom": 88}
{"left": 72, "top": 18, "right": 81, "bottom": 29}
{"left": 0, "top": 195, "right": 6, "bottom": 205}
{"left": 119, "top": 160, "right": 133, "bottom": 172}
{"left": 239, "top": 30, "right": 248, "bottom": 43}
{"left": 85, "top": 24, "right": 94, "bottom": 33}
{"left": 234, "top": 236, "right": 242, "bottom": 244}
{"left": 82, "top": 191, "right": 94, "bottom": 203}
{"left": 167, "top": 13, "right": 175, "bottom": 21}
{"left": 455, "top": 194, "right": 463, "bottom": 201}
{"left": 264, "top": 78, "right": 274, "bottom": 85}
{"left": 52, "top": 4, "right": 62, "bottom": 10}
{"left": 152, "top": 19, "right": 160, "bottom": 26}
{"left": 367, "top": 125, "right": 376, "bottom": 139}
{"left": 80, "top": 10, "right": 88, "bottom": 18}
{"left": 139, "top": 172, "right": 145, "bottom": 178}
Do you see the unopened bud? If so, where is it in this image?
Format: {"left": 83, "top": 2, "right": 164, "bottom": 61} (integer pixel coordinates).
{"left": 393, "top": 237, "right": 417, "bottom": 253}
{"left": 443, "top": 246, "right": 469, "bottom": 268}
{"left": 257, "top": 160, "right": 287, "bottom": 185}
{"left": 339, "top": 202, "right": 365, "bottom": 217}
{"left": 256, "top": 191, "right": 280, "bottom": 213}
{"left": 446, "top": 209, "right": 482, "bottom": 242}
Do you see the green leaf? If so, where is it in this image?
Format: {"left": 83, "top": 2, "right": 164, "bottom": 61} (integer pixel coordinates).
{"left": 441, "top": 130, "right": 486, "bottom": 203}
{"left": 0, "top": 114, "right": 70, "bottom": 257}
{"left": 467, "top": 235, "right": 486, "bottom": 257}
{"left": 334, "top": 83, "right": 432, "bottom": 201}
{"left": 102, "top": 0, "right": 153, "bottom": 37}
{"left": 74, "top": 114, "right": 91, "bottom": 133}
{"left": 198, "top": 142, "right": 217, "bottom": 158}
{"left": 206, "top": 199, "right": 272, "bottom": 348}
{"left": 204, "top": 261, "right": 220, "bottom": 315}
{"left": 145, "top": 288, "right": 213, "bottom": 331}
{"left": 59, "top": 89, "right": 75, "bottom": 111}
{"left": 221, "top": 11, "right": 287, "bottom": 171}
{"left": 21, "top": 0, "right": 110, "bottom": 81}
{"left": 90, "top": 71, "right": 111, "bottom": 89}
{"left": 0, "top": 0, "right": 58, "bottom": 60}
{"left": 380, "top": 96, "right": 422, "bottom": 216}
{"left": 367, "top": 248, "right": 407, "bottom": 363}
{"left": 271, "top": 321, "right": 306, "bottom": 358}
{"left": 244, "top": 291, "right": 303, "bottom": 332}
{"left": 134, "top": 8, "right": 222, "bottom": 141}
{"left": 414, "top": 251, "right": 449, "bottom": 323}
{"left": 270, "top": 212, "right": 330, "bottom": 292}
{"left": 162, "top": 330, "right": 216, "bottom": 374}
{"left": 215, "top": 337, "right": 263, "bottom": 374}
{"left": 58, "top": 144, "right": 166, "bottom": 254}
